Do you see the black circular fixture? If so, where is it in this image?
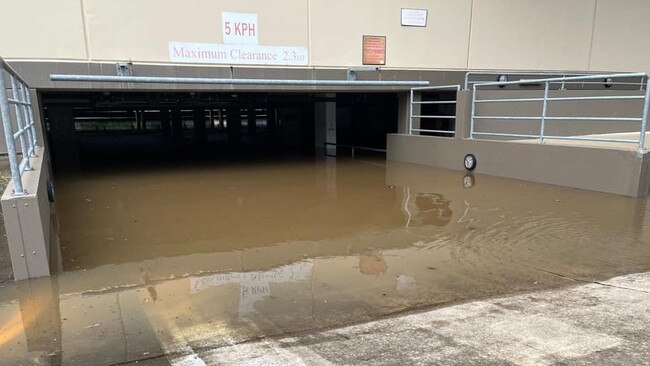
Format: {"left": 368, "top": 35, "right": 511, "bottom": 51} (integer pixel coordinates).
{"left": 46, "top": 179, "right": 55, "bottom": 203}
{"left": 463, "top": 154, "right": 477, "bottom": 171}
{"left": 462, "top": 174, "right": 475, "bottom": 189}
{"left": 604, "top": 77, "right": 613, "bottom": 88}
{"left": 497, "top": 74, "right": 508, "bottom": 88}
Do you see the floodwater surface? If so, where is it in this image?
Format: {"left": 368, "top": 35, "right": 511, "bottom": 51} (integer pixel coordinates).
{"left": 1, "top": 158, "right": 650, "bottom": 365}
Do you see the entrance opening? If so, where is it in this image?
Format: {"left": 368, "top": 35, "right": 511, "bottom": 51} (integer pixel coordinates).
{"left": 40, "top": 91, "right": 400, "bottom": 270}
{"left": 41, "top": 92, "right": 398, "bottom": 172}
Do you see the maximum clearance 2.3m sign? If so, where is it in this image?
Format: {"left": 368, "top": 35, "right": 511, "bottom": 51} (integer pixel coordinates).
{"left": 169, "top": 12, "right": 308, "bottom": 66}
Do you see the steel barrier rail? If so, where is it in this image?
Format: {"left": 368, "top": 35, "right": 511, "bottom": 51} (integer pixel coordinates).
{"left": 323, "top": 142, "right": 386, "bottom": 158}
{"left": 409, "top": 85, "right": 460, "bottom": 137}
{"left": 0, "top": 58, "right": 39, "bottom": 195}
{"left": 469, "top": 72, "right": 650, "bottom": 149}
{"left": 50, "top": 74, "right": 429, "bottom": 88}
{"left": 464, "top": 71, "right": 647, "bottom": 91}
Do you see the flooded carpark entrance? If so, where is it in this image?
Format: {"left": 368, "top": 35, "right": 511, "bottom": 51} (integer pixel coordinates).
{"left": 41, "top": 91, "right": 399, "bottom": 269}
{"left": 2, "top": 87, "right": 650, "bottom": 364}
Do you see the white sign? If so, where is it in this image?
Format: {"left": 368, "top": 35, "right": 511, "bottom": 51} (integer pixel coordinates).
{"left": 222, "top": 12, "right": 258, "bottom": 45}
{"left": 401, "top": 8, "right": 428, "bottom": 27}
{"left": 169, "top": 42, "right": 308, "bottom": 66}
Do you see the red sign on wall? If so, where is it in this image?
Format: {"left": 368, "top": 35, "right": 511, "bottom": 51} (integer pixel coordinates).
{"left": 362, "top": 35, "right": 386, "bottom": 65}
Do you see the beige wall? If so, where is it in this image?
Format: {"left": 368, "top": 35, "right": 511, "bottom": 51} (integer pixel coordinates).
{"left": 590, "top": 0, "right": 650, "bottom": 72}
{"left": 84, "top": 0, "right": 308, "bottom": 62}
{"left": 1, "top": 0, "right": 650, "bottom": 72}
{"left": 309, "top": 0, "right": 472, "bottom": 68}
{"left": 0, "top": 0, "right": 87, "bottom": 60}
{"left": 468, "top": 0, "right": 596, "bottom": 71}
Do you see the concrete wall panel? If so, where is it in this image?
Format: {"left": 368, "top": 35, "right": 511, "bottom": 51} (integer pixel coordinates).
{"left": 388, "top": 134, "right": 648, "bottom": 197}
{"left": 309, "top": 0, "right": 472, "bottom": 68}
{"left": 468, "top": 0, "right": 596, "bottom": 71}
{"left": 590, "top": 0, "right": 650, "bottom": 73}
{"left": 83, "top": 0, "right": 308, "bottom": 62}
{"left": 0, "top": 0, "right": 87, "bottom": 60}
{"left": 1, "top": 148, "right": 54, "bottom": 280}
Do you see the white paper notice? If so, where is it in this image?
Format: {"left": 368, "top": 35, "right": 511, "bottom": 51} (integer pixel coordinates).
{"left": 401, "top": 8, "right": 428, "bottom": 27}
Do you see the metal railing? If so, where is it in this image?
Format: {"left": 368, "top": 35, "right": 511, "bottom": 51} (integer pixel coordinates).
{"left": 323, "top": 142, "right": 386, "bottom": 158}
{"left": 409, "top": 85, "right": 460, "bottom": 137}
{"left": 0, "top": 58, "right": 39, "bottom": 195}
{"left": 464, "top": 71, "right": 647, "bottom": 91}
{"left": 50, "top": 74, "right": 430, "bottom": 88}
{"left": 470, "top": 73, "right": 650, "bottom": 149}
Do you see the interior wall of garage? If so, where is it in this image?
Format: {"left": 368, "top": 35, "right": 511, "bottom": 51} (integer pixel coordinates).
{"left": 0, "top": 0, "right": 649, "bottom": 72}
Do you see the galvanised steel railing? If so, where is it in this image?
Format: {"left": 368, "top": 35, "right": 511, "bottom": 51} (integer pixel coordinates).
{"left": 0, "top": 58, "right": 39, "bottom": 195}
{"left": 409, "top": 85, "right": 460, "bottom": 137}
{"left": 470, "top": 73, "right": 650, "bottom": 149}
{"left": 464, "top": 71, "right": 647, "bottom": 91}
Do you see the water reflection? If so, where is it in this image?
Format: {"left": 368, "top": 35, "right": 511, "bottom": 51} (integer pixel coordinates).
{"left": 359, "top": 250, "right": 388, "bottom": 276}
{"left": 403, "top": 189, "right": 453, "bottom": 227}
{"left": 0, "top": 159, "right": 649, "bottom": 365}
{"left": 191, "top": 261, "right": 313, "bottom": 320}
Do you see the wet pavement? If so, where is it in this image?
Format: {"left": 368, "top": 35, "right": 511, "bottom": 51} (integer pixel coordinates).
{"left": 205, "top": 272, "right": 650, "bottom": 366}
{"left": 1, "top": 158, "right": 650, "bottom": 365}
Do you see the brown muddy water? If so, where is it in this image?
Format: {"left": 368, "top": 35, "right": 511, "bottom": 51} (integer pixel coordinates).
{"left": 1, "top": 158, "right": 650, "bottom": 365}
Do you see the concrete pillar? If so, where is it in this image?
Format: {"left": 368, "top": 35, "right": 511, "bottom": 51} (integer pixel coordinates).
{"left": 226, "top": 107, "right": 242, "bottom": 144}
{"left": 140, "top": 110, "right": 147, "bottom": 132}
{"left": 267, "top": 107, "right": 278, "bottom": 132}
{"left": 455, "top": 90, "right": 473, "bottom": 139}
{"left": 247, "top": 108, "right": 257, "bottom": 134}
{"left": 397, "top": 93, "right": 410, "bottom": 134}
{"left": 160, "top": 109, "right": 171, "bottom": 138}
{"left": 193, "top": 108, "right": 206, "bottom": 143}
{"left": 314, "top": 93, "right": 336, "bottom": 156}
{"left": 171, "top": 108, "right": 182, "bottom": 140}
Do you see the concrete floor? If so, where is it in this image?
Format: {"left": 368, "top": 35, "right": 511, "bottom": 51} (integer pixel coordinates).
{"left": 133, "top": 271, "right": 649, "bottom": 366}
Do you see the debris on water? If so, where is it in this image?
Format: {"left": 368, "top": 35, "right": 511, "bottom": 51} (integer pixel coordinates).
{"left": 85, "top": 198, "right": 92, "bottom": 202}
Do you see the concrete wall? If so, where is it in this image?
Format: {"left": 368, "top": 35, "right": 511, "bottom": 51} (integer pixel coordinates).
{"left": 1, "top": 0, "right": 650, "bottom": 72}
{"left": 0, "top": 148, "right": 58, "bottom": 280}
{"left": 387, "top": 134, "right": 650, "bottom": 197}
{"left": 392, "top": 89, "right": 650, "bottom": 197}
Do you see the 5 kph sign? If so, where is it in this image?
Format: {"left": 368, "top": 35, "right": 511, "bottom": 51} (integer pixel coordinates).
{"left": 222, "top": 12, "right": 259, "bottom": 45}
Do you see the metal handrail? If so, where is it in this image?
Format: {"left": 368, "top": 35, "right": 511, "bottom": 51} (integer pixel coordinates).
{"left": 50, "top": 74, "right": 430, "bottom": 88}
{"left": 470, "top": 72, "right": 650, "bottom": 149}
{"left": 323, "top": 142, "right": 386, "bottom": 158}
{"left": 409, "top": 85, "right": 460, "bottom": 137}
{"left": 0, "top": 57, "right": 39, "bottom": 195}
{"left": 464, "top": 71, "right": 647, "bottom": 90}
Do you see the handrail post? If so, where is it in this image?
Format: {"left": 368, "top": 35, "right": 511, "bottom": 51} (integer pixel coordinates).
{"left": 640, "top": 76, "right": 650, "bottom": 150}
{"left": 470, "top": 85, "right": 477, "bottom": 139}
{"left": 0, "top": 71, "right": 24, "bottom": 194}
{"left": 408, "top": 89, "right": 414, "bottom": 135}
{"left": 540, "top": 81, "right": 550, "bottom": 143}
{"left": 19, "top": 84, "right": 35, "bottom": 156}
